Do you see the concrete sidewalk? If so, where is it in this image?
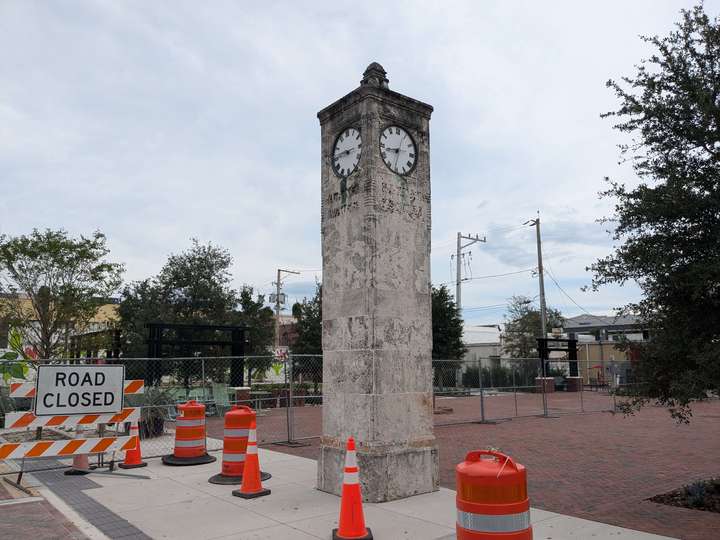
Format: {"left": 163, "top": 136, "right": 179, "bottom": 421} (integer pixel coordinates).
{"left": 33, "top": 448, "right": 677, "bottom": 540}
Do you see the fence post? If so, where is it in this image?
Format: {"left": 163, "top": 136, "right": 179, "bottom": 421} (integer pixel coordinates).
{"left": 288, "top": 355, "right": 295, "bottom": 442}
{"left": 612, "top": 389, "right": 617, "bottom": 413}
{"left": 201, "top": 357, "right": 206, "bottom": 403}
{"left": 513, "top": 367, "right": 518, "bottom": 417}
{"left": 479, "top": 364, "right": 486, "bottom": 422}
{"left": 540, "top": 357, "right": 548, "bottom": 418}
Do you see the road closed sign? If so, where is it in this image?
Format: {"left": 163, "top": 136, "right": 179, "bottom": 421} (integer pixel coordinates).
{"left": 34, "top": 365, "right": 126, "bottom": 416}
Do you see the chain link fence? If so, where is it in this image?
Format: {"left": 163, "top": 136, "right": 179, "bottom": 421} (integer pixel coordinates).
{"left": 1, "top": 354, "right": 634, "bottom": 475}
{"left": 432, "top": 357, "right": 636, "bottom": 424}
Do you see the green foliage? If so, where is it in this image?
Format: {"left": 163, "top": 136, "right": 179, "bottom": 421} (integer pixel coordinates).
{"left": 546, "top": 365, "right": 567, "bottom": 378}
{"left": 119, "top": 239, "right": 239, "bottom": 358}
{"left": 0, "top": 229, "right": 124, "bottom": 359}
{"left": 118, "top": 240, "right": 275, "bottom": 385}
{"left": 291, "top": 283, "right": 322, "bottom": 355}
{"left": 0, "top": 327, "right": 34, "bottom": 382}
{"left": 232, "top": 287, "right": 274, "bottom": 357}
{"left": 291, "top": 283, "right": 323, "bottom": 389}
{"left": 432, "top": 285, "right": 467, "bottom": 360}
{"left": 685, "top": 481, "right": 708, "bottom": 508}
{"left": 591, "top": 4, "right": 720, "bottom": 420}
{"left": 503, "top": 295, "right": 564, "bottom": 358}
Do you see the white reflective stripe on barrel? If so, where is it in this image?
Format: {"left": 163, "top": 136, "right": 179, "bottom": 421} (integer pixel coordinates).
{"left": 345, "top": 450, "right": 357, "bottom": 469}
{"left": 174, "top": 439, "right": 206, "bottom": 448}
{"left": 222, "top": 453, "right": 246, "bottom": 462}
{"left": 344, "top": 471, "right": 359, "bottom": 484}
{"left": 224, "top": 429, "right": 249, "bottom": 437}
{"left": 457, "top": 509, "right": 530, "bottom": 533}
{"left": 177, "top": 418, "right": 205, "bottom": 427}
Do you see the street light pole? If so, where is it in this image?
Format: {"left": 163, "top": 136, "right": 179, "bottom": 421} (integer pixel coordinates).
{"left": 274, "top": 268, "right": 300, "bottom": 351}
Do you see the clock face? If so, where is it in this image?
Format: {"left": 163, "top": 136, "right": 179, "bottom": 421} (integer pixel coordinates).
{"left": 380, "top": 125, "right": 416, "bottom": 175}
{"left": 332, "top": 128, "right": 362, "bottom": 177}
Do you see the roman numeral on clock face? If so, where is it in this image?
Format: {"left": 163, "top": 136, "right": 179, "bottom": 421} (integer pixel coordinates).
{"left": 380, "top": 126, "right": 416, "bottom": 175}
{"left": 332, "top": 127, "right": 362, "bottom": 178}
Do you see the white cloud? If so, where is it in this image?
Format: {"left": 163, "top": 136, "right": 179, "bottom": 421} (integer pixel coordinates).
{"left": 0, "top": 0, "right": 709, "bottom": 322}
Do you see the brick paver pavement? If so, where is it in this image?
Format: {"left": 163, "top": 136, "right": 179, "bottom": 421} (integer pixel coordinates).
{"left": 0, "top": 499, "right": 87, "bottom": 540}
{"left": 264, "top": 397, "right": 720, "bottom": 540}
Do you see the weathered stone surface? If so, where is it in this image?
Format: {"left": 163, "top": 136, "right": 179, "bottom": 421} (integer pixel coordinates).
{"left": 317, "top": 443, "right": 439, "bottom": 503}
{"left": 318, "top": 63, "right": 438, "bottom": 501}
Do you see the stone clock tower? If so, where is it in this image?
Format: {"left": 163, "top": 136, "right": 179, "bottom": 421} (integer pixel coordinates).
{"left": 317, "top": 63, "right": 438, "bottom": 502}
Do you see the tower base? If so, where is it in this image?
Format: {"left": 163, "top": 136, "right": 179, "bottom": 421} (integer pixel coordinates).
{"left": 317, "top": 442, "right": 438, "bottom": 503}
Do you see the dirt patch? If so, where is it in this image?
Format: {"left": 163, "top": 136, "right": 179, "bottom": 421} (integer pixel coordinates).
{"left": 649, "top": 479, "right": 720, "bottom": 513}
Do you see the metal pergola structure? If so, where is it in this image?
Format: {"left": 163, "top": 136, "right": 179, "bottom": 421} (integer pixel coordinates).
{"left": 145, "top": 322, "right": 248, "bottom": 386}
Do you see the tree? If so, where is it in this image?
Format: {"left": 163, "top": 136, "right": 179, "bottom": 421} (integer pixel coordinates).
{"left": 0, "top": 229, "right": 123, "bottom": 359}
{"left": 118, "top": 240, "right": 275, "bottom": 385}
{"left": 231, "top": 286, "right": 275, "bottom": 382}
{"left": 590, "top": 4, "right": 720, "bottom": 420}
{"left": 431, "top": 285, "right": 466, "bottom": 389}
{"left": 119, "top": 240, "right": 240, "bottom": 360}
{"left": 291, "top": 283, "right": 323, "bottom": 392}
{"left": 502, "top": 295, "right": 564, "bottom": 359}
{"left": 292, "top": 283, "right": 322, "bottom": 355}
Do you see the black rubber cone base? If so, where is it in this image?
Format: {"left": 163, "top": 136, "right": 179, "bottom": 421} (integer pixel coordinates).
{"left": 162, "top": 453, "right": 217, "bottom": 466}
{"left": 232, "top": 487, "right": 271, "bottom": 499}
{"left": 333, "top": 527, "right": 372, "bottom": 540}
{"left": 208, "top": 471, "right": 271, "bottom": 485}
{"left": 64, "top": 469, "right": 91, "bottom": 476}
{"left": 119, "top": 461, "right": 148, "bottom": 469}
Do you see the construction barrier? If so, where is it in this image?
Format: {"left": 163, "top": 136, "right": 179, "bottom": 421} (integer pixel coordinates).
{"left": 64, "top": 426, "right": 91, "bottom": 476}
{"left": 208, "top": 405, "right": 271, "bottom": 484}
{"left": 119, "top": 421, "right": 147, "bottom": 469}
{"left": 9, "top": 379, "right": 145, "bottom": 398}
{"left": 456, "top": 450, "right": 532, "bottom": 539}
{"left": 4, "top": 408, "right": 140, "bottom": 429}
{"left": 333, "top": 437, "right": 372, "bottom": 540}
{"left": 0, "top": 435, "right": 137, "bottom": 460}
{"left": 232, "top": 420, "right": 270, "bottom": 499}
{"left": 162, "top": 400, "right": 216, "bottom": 466}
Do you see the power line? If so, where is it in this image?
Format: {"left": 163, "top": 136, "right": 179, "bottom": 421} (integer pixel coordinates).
{"left": 462, "top": 303, "right": 508, "bottom": 312}
{"left": 484, "top": 223, "right": 530, "bottom": 235}
{"left": 436, "top": 268, "right": 534, "bottom": 287}
{"left": 543, "top": 266, "right": 612, "bottom": 322}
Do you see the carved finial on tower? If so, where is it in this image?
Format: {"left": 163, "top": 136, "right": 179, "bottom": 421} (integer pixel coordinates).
{"left": 361, "top": 62, "right": 389, "bottom": 88}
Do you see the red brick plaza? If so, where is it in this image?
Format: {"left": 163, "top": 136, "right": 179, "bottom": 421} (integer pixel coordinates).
{"left": 224, "top": 395, "right": 720, "bottom": 540}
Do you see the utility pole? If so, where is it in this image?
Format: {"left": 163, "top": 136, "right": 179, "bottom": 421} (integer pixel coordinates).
{"left": 273, "top": 268, "right": 300, "bottom": 350}
{"left": 526, "top": 215, "right": 548, "bottom": 340}
{"left": 455, "top": 232, "right": 487, "bottom": 311}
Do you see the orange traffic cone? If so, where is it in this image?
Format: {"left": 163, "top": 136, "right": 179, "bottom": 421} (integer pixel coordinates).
{"left": 232, "top": 421, "right": 270, "bottom": 499}
{"left": 119, "top": 421, "right": 147, "bottom": 469}
{"left": 333, "top": 437, "right": 372, "bottom": 540}
{"left": 65, "top": 426, "right": 91, "bottom": 476}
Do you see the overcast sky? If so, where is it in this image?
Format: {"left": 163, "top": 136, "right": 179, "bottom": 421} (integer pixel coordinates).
{"left": 1, "top": 1, "right": 714, "bottom": 326}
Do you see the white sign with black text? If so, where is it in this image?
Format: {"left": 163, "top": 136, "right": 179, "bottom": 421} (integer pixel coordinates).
{"left": 34, "top": 365, "right": 125, "bottom": 416}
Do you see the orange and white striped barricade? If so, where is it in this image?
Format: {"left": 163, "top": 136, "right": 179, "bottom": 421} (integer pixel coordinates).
{"left": 0, "top": 435, "right": 138, "bottom": 460}
{"left": 65, "top": 426, "right": 91, "bottom": 476}
{"left": 162, "top": 400, "right": 216, "bottom": 466}
{"left": 4, "top": 408, "right": 140, "bottom": 430}
{"left": 9, "top": 379, "right": 145, "bottom": 399}
{"left": 2, "top": 408, "right": 142, "bottom": 475}
{"left": 208, "top": 405, "right": 271, "bottom": 484}
{"left": 456, "top": 450, "right": 532, "bottom": 540}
